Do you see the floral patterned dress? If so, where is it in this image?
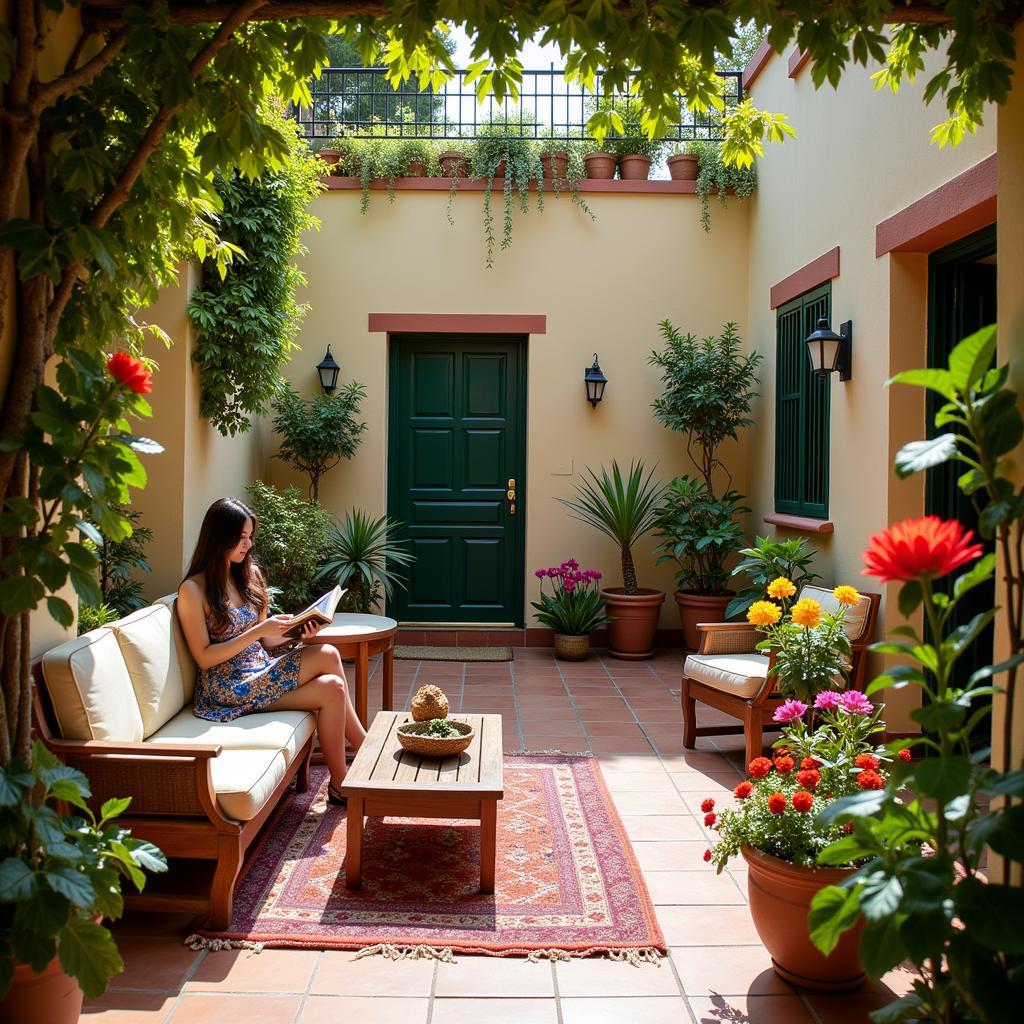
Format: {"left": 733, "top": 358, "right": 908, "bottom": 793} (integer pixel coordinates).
{"left": 192, "top": 604, "right": 303, "bottom": 722}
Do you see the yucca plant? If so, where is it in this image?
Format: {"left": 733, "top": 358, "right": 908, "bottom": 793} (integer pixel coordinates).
{"left": 315, "top": 510, "right": 415, "bottom": 613}
{"left": 558, "top": 460, "right": 664, "bottom": 595}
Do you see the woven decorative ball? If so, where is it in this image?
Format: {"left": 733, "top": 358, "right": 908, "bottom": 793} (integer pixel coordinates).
{"left": 396, "top": 719, "right": 474, "bottom": 757}
{"left": 410, "top": 684, "right": 449, "bottom": 722}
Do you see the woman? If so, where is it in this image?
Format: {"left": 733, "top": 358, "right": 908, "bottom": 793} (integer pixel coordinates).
{"left": 177, "top": 497, "right": 365, "bottom": 805}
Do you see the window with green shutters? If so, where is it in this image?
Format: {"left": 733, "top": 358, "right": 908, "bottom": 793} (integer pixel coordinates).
{"left": 774, "top": 284, "right": 831, "bottom": 518}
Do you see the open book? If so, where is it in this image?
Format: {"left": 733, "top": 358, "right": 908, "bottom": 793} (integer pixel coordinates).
{"left": 283, "top": 585, "right": 346, "bottom": 639}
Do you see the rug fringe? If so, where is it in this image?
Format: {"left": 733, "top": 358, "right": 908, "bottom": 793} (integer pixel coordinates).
{"left": 526, "top": 946, "right": 663, "bottom": 966}
{"left": 184, "top": 934, "right": 264, "bottom": 953}
{"left": 354, "top": 943, "right": 456, "bottom": 963}
{"left": 505, "top": 749, "right": 590, "bottom": 756}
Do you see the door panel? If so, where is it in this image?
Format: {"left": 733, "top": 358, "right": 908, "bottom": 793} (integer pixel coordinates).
{"left": 389, "top": 335, "right": 525, "bottom": 624}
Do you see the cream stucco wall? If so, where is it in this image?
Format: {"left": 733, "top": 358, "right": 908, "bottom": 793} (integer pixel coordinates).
{"left": 267, "top": 186, "right": 752, "bottom": 626}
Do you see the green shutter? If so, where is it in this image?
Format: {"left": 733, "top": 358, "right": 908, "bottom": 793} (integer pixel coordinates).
{"left": 774, "top": 284, "right": 830, "bottom": 518}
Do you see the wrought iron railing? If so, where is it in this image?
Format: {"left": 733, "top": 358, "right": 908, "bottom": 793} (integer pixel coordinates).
{"left": 294, "top": 66, "right": 743, "bottom": 142}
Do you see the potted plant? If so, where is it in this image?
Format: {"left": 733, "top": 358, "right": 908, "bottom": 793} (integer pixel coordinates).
{"left": 703, "top": 680, "right": 898, "bottom": 991}
{"left": 531, "top": 560, "right": 610, "bottom": 660}
{"left": 315, "top": 508, "right": 415, "bottom": 613}
{"left": 0, "top": 743, "right": 167, "bottom": 1022}
{"left": 559, "top": 460, "right": 665, "bottom": 659}
{"left": 689, "top": 139, "right": 757, "bottom": 231}
{"left": 538, "top": 139, "right": 594, "bottom": 221}
{"left": 603, "top": 95, "right": 667, "bottom": 180}
{"left": 649, "top": 319, "right": 762, "bottom": 647}
{"left": 726, "top": 535, "right": 820, "bottom": 619}
{"left": 397, "top": 137, "right": 438, "bottom": 177}
{"left": 666, "top": 142, "right": 699, "bottom": 181}
{"left": 583, "top": 150, "right": 616, "bottom": 179}
{"left": 437, "top": 148, "right": 468, "bottom": 177}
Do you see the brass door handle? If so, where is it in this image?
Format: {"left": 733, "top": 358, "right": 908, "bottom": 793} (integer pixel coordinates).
{"left": 507, "top": 478, "right": 516, "bottom": 515}
{"left": 507, "top": 488, "right": 516, "bottom": 500}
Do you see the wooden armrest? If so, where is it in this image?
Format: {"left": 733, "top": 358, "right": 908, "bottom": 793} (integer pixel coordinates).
{"left": 45, "top": 737, "right": 223, "bottom": 759}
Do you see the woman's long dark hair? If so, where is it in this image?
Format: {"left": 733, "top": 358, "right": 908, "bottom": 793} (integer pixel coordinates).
{"left": 184, "top": 497, "right": 269, "bottom": 634}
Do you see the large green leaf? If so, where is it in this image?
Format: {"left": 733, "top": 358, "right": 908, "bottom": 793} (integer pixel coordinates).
{"left": 947, "top": 324, "right": 996, "bottom": 391}
{"left": 955, "top": 878, "right": 1024, "bottom": 953}
{"left": 893, "top": 434, "right": 959, "bottom": 479}
{"left": 809, "top": 883, "right": 862, "bottom": 956}
{"left": 869, "top": 994, "right": 927, "bottom": 1024}
{"left": 888, "top": 367, "right": 957, "bottom": 400}
{"left": 859, "top": 915, "right": 907, "bottom": 978}
{"left": 0, "top": 859, "right": 37, "bottom": 901}
{"left": 912, "top": 756, "right": 971, "bottom": 804}
{"left": 44, "top": 865, "right": 95, "bottom": 909}
{"left": 57, "top": 917, "right": 123, "bottom": 999}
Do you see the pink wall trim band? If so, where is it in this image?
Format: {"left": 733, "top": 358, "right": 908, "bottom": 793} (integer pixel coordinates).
{"left": 764, "top": 513, "right": 835, "bottom": 534}
{"left": 875, "top": 154, "right": 997, "bottom": 256}
{"left": 324, "top": 176, "right": 698, "bottom": 195}
{"left": 368, "top": 313, "right": 547, "bottom": 335}
{"left": 788, "top": 48, "right": 811, "bottom": 78}
{"left": 769, "top": 247, "right": 841, "bottom": 309}
{"left": 743, "top": 39, "right": 774, "bottom": 91}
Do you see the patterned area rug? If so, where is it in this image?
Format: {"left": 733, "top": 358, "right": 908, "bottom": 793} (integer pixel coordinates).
{"left": 394, "top": 644, "right": 513, "bottom": 661}
{"left": 188, "top": 756, "right": 664, "bottom": 959}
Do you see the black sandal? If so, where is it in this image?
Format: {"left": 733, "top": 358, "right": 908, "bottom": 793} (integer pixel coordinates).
{"left": 327, "top": 782, "right": 347, "bottom": 807}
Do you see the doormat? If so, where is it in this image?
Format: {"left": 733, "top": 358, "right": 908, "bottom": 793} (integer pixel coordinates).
{"left": 186, "top": 756, "right": 664, "bottom": 961}
{"left": 395, "top": 645, "right": 513, "bottom": 662}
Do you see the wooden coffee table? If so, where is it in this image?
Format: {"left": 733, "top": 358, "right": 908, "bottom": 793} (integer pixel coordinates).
{"left": 314, "top": 613, "right": 398, "bottom": 727}
{"left": 339, "top": 711, "right": 504, "bottom": 893}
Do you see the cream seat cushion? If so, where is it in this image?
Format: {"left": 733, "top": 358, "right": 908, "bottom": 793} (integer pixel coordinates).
{"left": 209, "top": 749, "right": 288, "bottom": 821}
{"left": 800, "top": 586, "right": 871, "bottom": 640}
{"left": 148, "top": 709, "right": 315, "bottom": 763}
{"left": 683, "top": 652, "right": 770, "bottom": 700}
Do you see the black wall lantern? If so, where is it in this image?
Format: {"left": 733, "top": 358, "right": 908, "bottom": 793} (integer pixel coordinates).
{"left": 584, "top": 353, "right": 607, "bottom": 407}
{"left": 316, "top": 345, "right": 341, "bottom": 394}
{"left": 805, "top": 318, "right": 853, "bottom": 381}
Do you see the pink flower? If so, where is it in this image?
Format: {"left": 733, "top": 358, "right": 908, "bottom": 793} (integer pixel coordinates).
{"left": 535, "top": 568, "right": 546, "bottom": 578}
{"left": 772, "top": 699, "right": 808, "bottom": 724}
{"left": 840, "top": 691, "right": 874, "bottom": 716}
{"left": 814, "top": 690, "right": 843, "bottom": 711}
{"left": 562, "top": 578, "right": 576, "bottom": 592}
{"left": 547, "top": 567, "right": 561, "bottom": 577}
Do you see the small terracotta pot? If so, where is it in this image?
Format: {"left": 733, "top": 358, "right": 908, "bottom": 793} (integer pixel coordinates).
{"left": 601, "top": 588, "right": 665, "bottom": 660}
{"left": 675, "top": 591, "right": 733, "bottom": 651}
{"left": 667, "top": 153, "right": 699, "bottom": 180}
{"left": 540, "top": 152, "right": 569, "bottom": 179}
{"left": 584, "top": 151, "right": 617, "bottom": 179}
{"left": 554, "top": 634, "right": 590, "bottom": 661}
{"left": 438, "top": 151, "right": 467, "bottom": 177}
{"left": 618, "top": 154, "right": 652, "bottom": 180}
{"left": 405, "top": 160, "right": 428, "bottom": 177}
{"left": 0, "top": 955, "right": 84, "bottom": 1024}
{"left": 318, "top": 148, "right": 342, "bottom": 166}
{"left": 743, "top": 846, "right": 866, "bottom": 991}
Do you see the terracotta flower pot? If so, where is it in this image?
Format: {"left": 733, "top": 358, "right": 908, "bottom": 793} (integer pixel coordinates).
{"left": 540, "top": 151, "right": 569, "bottom": 179}
{"left": 743, "top": 846, "right": 866, "bottom": 992}
{"left": 674, "top": 591, "right": 734, "bottom": 651}
{"left": 405, "top": 160, "right": 428, "bottom": 177}
{"left": 618, "top": 154, "right": 652, "bottom": 180}
{"left": 667, "top": 153, "right": 699, "bottom": 181}
{"left": 601, "top": 588, "right": 665, "bottom": 660}
{"left": 438, "top": 151, "right": 467, "bottom": 177}
{"left": 584, "top": 151, "right": 617, "bottom": 179}
{"left": 554, "top": 633, "right": 590, "bottom": 661}
{"left": 318, "top": 148, "right": 342, "bottom": 166}
{"left": 0, "top": 954, "right": 84, "bottom": 1024}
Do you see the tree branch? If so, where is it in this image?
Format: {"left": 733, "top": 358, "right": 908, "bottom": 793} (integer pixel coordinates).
{"left": 30, "top": 27, "right": 130, "bottom": 114}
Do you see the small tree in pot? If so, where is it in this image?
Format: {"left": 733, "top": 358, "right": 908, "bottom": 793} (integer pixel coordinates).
{"left": 649, "top": 320, "right": 762, "bottom": 648}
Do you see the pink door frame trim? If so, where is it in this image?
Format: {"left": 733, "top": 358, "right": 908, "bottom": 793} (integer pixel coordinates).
{"left": 368, "top": 313, "right": 547, "bottom": 335}
{"left": 769, "top": 247, "right": 841, "bottom": 309}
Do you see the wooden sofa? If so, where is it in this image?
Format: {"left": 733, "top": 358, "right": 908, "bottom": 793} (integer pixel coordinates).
{"left": 32, "top": 595, "right": 315, "bottom": 929}
{"left": 681, "top": 586, "right": 882, "bottom": 766}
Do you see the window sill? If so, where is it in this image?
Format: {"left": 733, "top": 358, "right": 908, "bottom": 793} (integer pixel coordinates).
{"left": 764, "top": 513, "right": 835, "bottom": 534}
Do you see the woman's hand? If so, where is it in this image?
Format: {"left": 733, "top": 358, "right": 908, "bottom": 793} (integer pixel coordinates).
{"left": 297, "top": 620, "right": 321, "bottom": 643}
{"left": 259, "top": 614, "right": 294, "bottom": 640}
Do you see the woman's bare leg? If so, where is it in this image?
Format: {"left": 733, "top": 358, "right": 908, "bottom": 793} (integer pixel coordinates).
{"left": 298, "top": 644, "right": 367, "bottom": 749}
{"left": 264, "top": 676, "right": 349, "bottom": 786}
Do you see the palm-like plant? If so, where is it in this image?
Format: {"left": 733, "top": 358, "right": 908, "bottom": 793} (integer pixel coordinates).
{"left": 315, "top": 510, "right": 415, "bottom": 614}
{"left": 558, "top": 460, "right": 664, "bottom": 595}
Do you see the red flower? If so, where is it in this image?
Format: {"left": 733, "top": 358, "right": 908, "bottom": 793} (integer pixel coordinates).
{"left": 842, "top": 823, "right": 855, "bottom": 834}
{"left": 704, "top": 812, "right": 716, "bottom": 827}
{"left": 748, "top": 756, "right": 773, "bottom": 778}
{"left": 856, "top": 769, "right": 884, "bottom": 790}
{"left": 767, "top": 792, "right": 787, "bottom": 815}
{"left": 855, "top": 753, "right": 880, "bottom": 770}
{"left": 774, "top": 756, "right": 795, "bottom": 775}
{"left": 796, "top": 768, "right": 820, "bottom": 791}
{"left": 733, "top": 780, "right": 754, "bottom": 799}
{"left": 107, "top": 351, "right": 153, "bottom": 394}
{"left": 700, "top": 798, "right": 715, "bottom": 813}
{"left": 702, "top": 848, "right": 712, "bottom": 863}
{"left": 800, "top": 756, "right": 821, "bottom": 770}
{"left": 898, "top": 748, "right": 912, "bottom": 762}
{"left": 792, "top": 791, "right": 814, "bottom": 813}
{"left": 775, "top": 746, "right": 790, "bottom": 756}
{"left": 861, "top": 516, "right": 983, "bottom": 583}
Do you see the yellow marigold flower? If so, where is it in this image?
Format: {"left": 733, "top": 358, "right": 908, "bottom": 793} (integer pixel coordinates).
{"left": 747, "top": 601, "right": 782, "bottom": 627}
{"left": 833, "top": 585, "right": 861, "bottom": 607}
{"left": 767, "top": 577, "right": 797, "bottom": 600}
{"left": 791, "top": 597, "right": 822, "bottom": 628}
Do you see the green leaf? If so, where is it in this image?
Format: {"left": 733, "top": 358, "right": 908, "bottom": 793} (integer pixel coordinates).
{"left": 46, "top": 596, "right": 74, "bottom": 628}
{"left": 816, "top": 834, "right": 879, "bottom": 866}
{"left": 0, "top": 574, "right": 45, "bottom": 615}
{"left": 44, "top": 865, "right": 95, "bottom": 909}
{"left": 99, "top": 797, "right": 132, "bottom": 824}
{"left": 898, "top": 580, "right": 922, "bottom": 616}
{"left": 869, "top": 994, "right": 926, "bottom": 1024}
{"left": 953, "top": 554, "right": 996, "bottom": 599}
{"left": 859, "top": 873, "right": 904, "bottom": 920}
{"left": 912, "top": 756, "right": 971, "bottom": 804}
{"left": 911, "top": 699, "right": 966, "bottom": 732}
{"left": 57, "top": 917, "right": 123, "bottom": 999}
{"left": 948, "top": 324, "right": 996, "bottom": 391}
{"left": 894, "top": 434, "right": 958, "bottom": 478}
{"left": 809, "top": 883, "right": 863, "bottom": 956}
{"left": 888, "top": 367, "right": 957, "bottom": 400}
{"left": 955, "top": 877, "right": 1024, "bottom": 953}
{"left": 860, "top": 915, "right": 907, "bottom": 978}
{"left": 0, "top": 859, "right": 37, "bottom": 901}
{"left": 817, "top": 789, "right": 887, "bottom": 825}
{"left": 966, "top": 805, "right": 1024, "bottom": 861}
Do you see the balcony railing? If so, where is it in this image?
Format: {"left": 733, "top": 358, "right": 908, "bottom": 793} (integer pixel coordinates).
{"left": 294, "top": 66, "right": 743, "bottom": 142}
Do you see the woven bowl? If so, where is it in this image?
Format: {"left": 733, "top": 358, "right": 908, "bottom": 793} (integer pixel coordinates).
{"left": 396, "top": 719, "right": 474, "bottom": 757}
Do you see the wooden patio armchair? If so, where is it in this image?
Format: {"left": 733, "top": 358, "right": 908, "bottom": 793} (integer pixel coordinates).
{"left": 681, "top": 587, "right": 882, "bottom": 766}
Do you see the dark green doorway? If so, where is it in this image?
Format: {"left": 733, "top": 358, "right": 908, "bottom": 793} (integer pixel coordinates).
{"left": 926, "top": 225, "right": 997, "bottom": 706}
{"left": 387, "top": 335, "right": 527, "bottom": 625}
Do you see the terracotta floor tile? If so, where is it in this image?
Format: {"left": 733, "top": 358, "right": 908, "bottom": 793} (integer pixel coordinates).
{"left": 647, "top": 871, "right": 745, "bottom": 911}
{"left": 434, "top": 957, "right": 555, "bottom": 996}
{"left": 656, "top": 904, "right": 760, "bottom": 944}
{"left": 670, "top": 772, "right": 742, "bottom": 793}
{"left": 584, "top": 722, "right": 646, "bottom": 736}
{"left": 554, "top": 957, "right": 680, "bottom": 996}
{"left": 687, "top": 994, "right": 815, "bottom": 1024}
{"left": 109, "top": 937, "right": 202, "bottom": 990}
{"left": 620, "top": 816, "right": 703, "bottom": 842}
{"left": 430, "top": 997, "right": 559, "bottom": 1024}
{"left": 588, "top": 738, "right": 657, "bottom": 754}
{"left": 673, "top": 944, "right": 791, "bottom": 996}
{"left": 636, "top": 846, "right": 738, "bottom": 878}
{"left": 298, "top": 996, "right": 430, "bottom": 1024}
{"left": 81, "top": 991, "right": 175, "bottom": 1023}
{"left": 186, "top": 949, "right": 318, "bottom": 993}
{"left": 805, "top": 992, "right": 901, "bottom": 1023}
{"left": 610, "top": 791, "right": 688, "bottom": 815}
{"left": 520, "top": 719, "right": 586, "bottom": 735}
{"left": 593, "top": 753, "right": 665, "bottom": 772}
{"left": 602, "top": 772, "right": 679, "bottom": 793}
{"left": 167, "top": 993, "right": 302, "bottom": 1024}
{"left": 517, "top": 708, "right": 582, "bottom": 721}
{"left": 559, "top": 996, "right": 692, "bottom": 1024}
{"left": 309, "top": 952, "right": 434, "bottom": 996}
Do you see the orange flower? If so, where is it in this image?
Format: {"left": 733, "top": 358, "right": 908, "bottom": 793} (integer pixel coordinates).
{"left": 800, "top": 756, "right": 820, "bottom": 770}
{"left": 861, "top": 516, "right": 983, "bottom": 583}
{"left": 107, "top": 351, "right": 153, "bottom": 394}
{"left": 855, "top": 753, "right": 880, "bottom": 771}
{"left": 774, "top": 756, "right": 795, "bottom": 775}
{"left": 792, "top": 791, "right": 814, "bottom": 813}
{"left": 748, "top": 757, "right": 773, "bottom": 779}
{"left": 796, "top": 768, "right": 820, "bottom": 791}
{"left": 747, "top": 600, "right": 782, "bottom": 627}
{"left": 767, "top": 577, "right": 797, "bottom": 600}
{"left": 833, "top": 585, "right": 860, "bottom": 606}
{"left": 700, "top": 798, "right": 715, "bottom": 813}
{"left": 767, "top": 792, "right": 787, "bottom": 815}
{"left": 733, "top": 780, "right": 754, "bottom": 799}
{"left": 790, "top": 597, "right": 822, "bottom": 628}
{"left": 856, "top": 769, "right": 884, "bottom": 790}
{"left": 897, "top": 748, "right": 912, "bottom": 762}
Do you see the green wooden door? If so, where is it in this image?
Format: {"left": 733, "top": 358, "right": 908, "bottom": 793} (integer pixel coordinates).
{"left": 388, "top": 335, "right": 526, "bottom": 625}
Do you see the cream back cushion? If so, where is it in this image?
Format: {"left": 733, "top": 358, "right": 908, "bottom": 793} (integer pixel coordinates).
{"left": 155, "top": 593, "right": 197, "bottom": 704}
{"left": 800, "top": 586, "right": 871, "bottom": 641}
{"left": 41, "top": 629, "right": 144, "bottom": 742}
{"left": 113, "top": 602, "right": 196, "bottom": 738}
